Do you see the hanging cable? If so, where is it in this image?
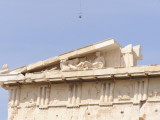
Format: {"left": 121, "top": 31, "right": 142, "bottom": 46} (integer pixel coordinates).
{"left": 78, "top": 0, "right": 82, "bottom": 19}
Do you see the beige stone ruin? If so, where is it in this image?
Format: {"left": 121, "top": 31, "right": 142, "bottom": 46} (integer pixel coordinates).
{"left": 0, "top": 38, "right": 160, "bottom": 120}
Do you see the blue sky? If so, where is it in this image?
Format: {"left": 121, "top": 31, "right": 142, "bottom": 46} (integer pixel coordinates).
{"left": 0, "top": 0, "right": 160, "bottom": 119}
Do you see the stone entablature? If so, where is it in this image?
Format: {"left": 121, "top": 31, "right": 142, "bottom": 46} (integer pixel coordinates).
{"left": 5, "top": 76, "right": 160, "bottom": 120}
{"left": 2, "top": 65, "right": 160, "bottom": 107}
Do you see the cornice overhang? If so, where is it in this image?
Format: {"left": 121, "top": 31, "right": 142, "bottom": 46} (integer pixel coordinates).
{"left": 1, "top": 65, "right": 160, "bottom": 87}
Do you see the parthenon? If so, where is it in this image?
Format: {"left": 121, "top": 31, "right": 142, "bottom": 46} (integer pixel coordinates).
{"left": 0, "top": 39, "right": 160, "bottom": 120}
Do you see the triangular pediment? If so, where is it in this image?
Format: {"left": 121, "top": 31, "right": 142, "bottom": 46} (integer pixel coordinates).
{"left": 6, "top": 38, "right": 142, "bottom": 74}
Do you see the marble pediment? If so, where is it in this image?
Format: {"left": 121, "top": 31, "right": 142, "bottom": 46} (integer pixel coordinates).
{"left": 3, "top": 38, "right": 142, "bottom": 74}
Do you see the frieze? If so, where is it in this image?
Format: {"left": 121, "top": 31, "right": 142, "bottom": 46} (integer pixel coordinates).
{"left": 7, "top": 77, "right": 158, "bottom": 110}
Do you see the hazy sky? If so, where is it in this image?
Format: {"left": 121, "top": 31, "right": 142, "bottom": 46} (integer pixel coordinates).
{"left": 0, "top": 0, "right": 160, "bottom": 119}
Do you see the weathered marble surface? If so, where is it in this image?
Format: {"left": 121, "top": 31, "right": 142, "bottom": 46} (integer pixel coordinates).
{"left": 6, "top": 77, "right": 160, "bottom": 120}
{"left": 0, "top": 39, "right": 159, "bottom": 120}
